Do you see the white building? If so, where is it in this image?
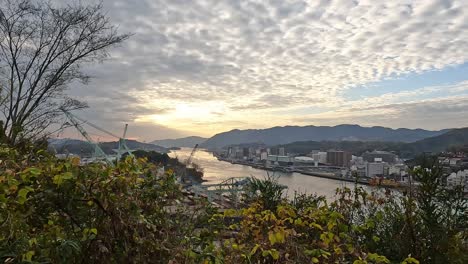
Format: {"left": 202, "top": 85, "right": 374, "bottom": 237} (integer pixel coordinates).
{"left": 447, "top": 170, "right": 468, "bottom": 192}
{"left": 312, "top": 152, "right": 327, "bottom": 164}
{"left": 266, "top": 155, "right": 293, "bottom": 166}
{"left": 366, "top": 162, "right": 385, "bottom": 178}
{"left": 278, "top": 147, "right": 286, "bottom": 156}
{"left": 294, "top": 156, "right": 318, "bottom": 167}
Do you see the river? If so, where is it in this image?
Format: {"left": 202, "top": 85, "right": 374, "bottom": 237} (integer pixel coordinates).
{"left": 169, "top": 148, "right": 360, "bottom": 200}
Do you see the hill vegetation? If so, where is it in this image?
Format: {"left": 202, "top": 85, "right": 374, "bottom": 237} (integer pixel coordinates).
{"left": 274, "top": 128, "right": 468, "bottom": 158}
{"left": 201, "top": 124, "right": 448, "bottom": 149}
{"left": 150, "top": 136, "right": 207, "bottom": 148}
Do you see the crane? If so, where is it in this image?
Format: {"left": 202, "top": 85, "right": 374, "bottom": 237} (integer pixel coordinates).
{"left": 185, "top": 144, "right": 199, "bottom": 166}
{"left": 61, "top": 109, "right": 114, "bottom": 165}
{"left": 60, "top": 108, "right": 133, "bottom": 165}
{"left": 180, "top": 144, "right": 199, "bottom": 184}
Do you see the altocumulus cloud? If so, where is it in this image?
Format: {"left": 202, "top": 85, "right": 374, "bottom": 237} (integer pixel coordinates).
{"left": 63, "top": 0, "right": 468, "bottom": 140}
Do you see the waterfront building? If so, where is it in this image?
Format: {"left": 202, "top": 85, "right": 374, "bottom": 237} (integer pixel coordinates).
{"left": 279, "top": 147, "right": 286, "bottom": 156}
{"left": 326, "top": 150, "right": 352, "bottom": 167}
{"left": 312, "top": 152, "right": 327, "bottom": 164}
{"left": 294, "top": 156, "right": 318, "bottom": 167}
{"left": 267, "top": 155, "right": 293, "bottom": 166}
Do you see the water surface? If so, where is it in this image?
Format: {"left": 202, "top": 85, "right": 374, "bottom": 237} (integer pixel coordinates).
{"left": 170, "top": 148, "right": 360, "bottom": 200}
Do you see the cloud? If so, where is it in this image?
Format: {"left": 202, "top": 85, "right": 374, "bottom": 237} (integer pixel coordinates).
{"left": 59, "top": 0, "right": 468, "bottom": 139}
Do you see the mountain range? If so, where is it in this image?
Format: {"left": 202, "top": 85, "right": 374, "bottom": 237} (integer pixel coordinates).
{"left": 49, "top": 125, "right": 468, "bottom": 158}
{"left": 402, "top": 127, "right": 468, "bottom": 154}
{"left": 200, "top": 124, "right": 450, "bottom": 149}
{"left": 150, "top": 136, "right": 207, "bottom": 148}
{"left": 273, "top": 127, "right": 468, "bottom": 158}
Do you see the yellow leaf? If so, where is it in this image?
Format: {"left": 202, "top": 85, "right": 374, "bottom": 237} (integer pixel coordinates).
{"left": 268, "top": 232, "right": 276, "bottom": 245}
{"left": 270, "top": 249, "right": 280, "bottom": 260}
{"left": 71, "top": 157, "right": 81, "bottom": 166}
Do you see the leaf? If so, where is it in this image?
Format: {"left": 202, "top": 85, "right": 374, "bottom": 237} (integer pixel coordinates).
{"left": 17, "top": 187, "right": 33, "bottom": 204}
{"left": 22, "top": 167, "right": 42, "bottom": 176}
{"left": 268, "top": 232, "right": 276, "bottom": 245}
{"left": 90, "top": 228, "right": 98, "bottom": 235}
{"left": 22, "top": 251, "right": 35, "bottom": 262}
{"left": 71, "top": 157, "right": 81, "bottom": 166}
{"left": 270, "top": 249, "right": 280, "bottom": 260}
{"left": 310, "top": 222, "right": 323, "bottom": 230}
{"left": 275, "top": 231, "right": 285, "bottom": 243}
{"left": 294, "top": 218, "right": 303, "bottom": 226}
{"left": 53, "top": 172, "right": 74, "bottom": 185}
{"left": 250, "top": 244, "right": 260, "bottom": 256}
{"left": 402, "top": 257, "right": 420, "bottom": 264}
{"left": 312, "top": 257, "right": 319, "bottom": 263}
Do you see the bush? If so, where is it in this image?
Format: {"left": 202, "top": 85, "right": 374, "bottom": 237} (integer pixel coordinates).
{"left": 0, "top": 146, "right": 215, "bottom": 263}
{"left": 0, "top": 146, "right": 466, "bottom": 263}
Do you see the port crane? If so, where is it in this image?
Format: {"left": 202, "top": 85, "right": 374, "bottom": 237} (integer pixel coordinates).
{"left": 60, "top": 108, "right": 133, "bottom": 165}
{"left": 185, "top": 144, "right": 199, "bottom": 166}
{"left": 179, "top": 144, "right": 199, "bottom": 183}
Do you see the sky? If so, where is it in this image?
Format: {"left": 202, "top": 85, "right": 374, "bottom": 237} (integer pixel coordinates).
{"left": 62, "top": 0, "right": 468, "bottom": 141}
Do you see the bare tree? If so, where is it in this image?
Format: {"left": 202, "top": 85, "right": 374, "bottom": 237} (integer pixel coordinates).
{"left": 0, "top": 0, "right": 130, "bottom": 145}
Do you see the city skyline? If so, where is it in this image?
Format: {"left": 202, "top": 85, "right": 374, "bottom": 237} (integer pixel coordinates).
{"left": 62, "top": 0, "right": 468, "bottom": 140}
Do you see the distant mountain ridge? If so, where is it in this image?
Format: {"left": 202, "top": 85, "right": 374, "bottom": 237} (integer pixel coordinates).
{"left": 200, "top": 124, "right": 450, "bottom": 149}
{"left": 48, "top": 138, "right": 168, "bottom": 155}
{"left": 150, "top": 136, "right": 207, "bottom": 148}
{"left": 273, "top": 128, "right": 468, "bottom": 158}
{"left": 403, "top": 127, "right": 468, "bottom": 154}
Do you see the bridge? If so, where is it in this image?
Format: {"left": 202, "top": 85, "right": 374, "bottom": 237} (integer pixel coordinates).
{"left": 189, "top": 177, "right": 250, "bottom": 208}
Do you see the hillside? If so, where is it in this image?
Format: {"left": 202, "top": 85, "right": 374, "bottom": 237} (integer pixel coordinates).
{"left": 278, "top": 140, "right": 405, "bottom": 156}
{"left": 48, "top": 138, "right": 168, "bottom": 155}
{"left": 274, "top": 128, "right": 468, "bottom": 158}
{"left": 200, "top": 124, "right": 448, "bottom": 149}
{"left": 402, "top": 127, "right": 468, "bottom": 154}
{"left": 150, "top": 136, "right": 207, "bottom": 148}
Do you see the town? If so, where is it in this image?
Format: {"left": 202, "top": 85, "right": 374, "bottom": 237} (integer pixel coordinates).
{"left": 215, "top": 145, "right": 468, "bottom": 192}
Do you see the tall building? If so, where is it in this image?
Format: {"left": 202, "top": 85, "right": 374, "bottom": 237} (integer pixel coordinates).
{"left": 312, "top": 152, "right": 327, "bottom": 164}
{"left": 326, "top": 150, "right": 352, "bottom": 167}
{"left": 269, "top": 148, "right": 279, "bottom": 155}
{"left": 278, "top": 147, "right": 285, "bottom": 156}
{"left": 242, "top": 148, "right": 249, "bottom": 159}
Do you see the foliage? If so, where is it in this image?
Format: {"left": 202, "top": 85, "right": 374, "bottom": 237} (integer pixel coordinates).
{"left": 0, "top": 146, "right": 466, "bottom": 263}
{"left": 330, "top": 165, "right": 467, "bottom": 264}
{"left": 0, "top": 146, "right": 214, "bottom": 263}
{"left": 126, "top": 150, "right": 170, "bottom": 165}
{"left": 243, "top": 174, "right": 286, "bottom": 210}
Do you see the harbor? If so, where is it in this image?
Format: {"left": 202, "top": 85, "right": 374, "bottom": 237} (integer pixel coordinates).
{"left": 169, "top": 148, "right": 369, "bottom": 200}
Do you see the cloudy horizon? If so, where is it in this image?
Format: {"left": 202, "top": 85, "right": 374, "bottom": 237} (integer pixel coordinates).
{"left": 61, "top": 0, "right": 468, "bottom": 141}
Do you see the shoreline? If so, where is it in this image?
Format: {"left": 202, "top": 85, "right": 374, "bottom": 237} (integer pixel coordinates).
{"left": 214, "top": 155, "right": 372, "bottom": 185}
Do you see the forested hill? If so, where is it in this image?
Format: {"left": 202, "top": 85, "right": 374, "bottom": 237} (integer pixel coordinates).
{"left": 201, "top": 124, "right": 449, "bottom": 149}
{"left": 276, "top": 128, "right": 468, "bottom": 158}
{"left": 402, "top": 127, "right": 468, "bottom": 153}
{"left": 150, "top": 136, "right": 207, "bottom": 148}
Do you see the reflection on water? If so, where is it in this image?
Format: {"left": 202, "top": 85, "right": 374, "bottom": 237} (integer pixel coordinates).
{"left": 170, "top": 148, "right": 359, "bottom": 200}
